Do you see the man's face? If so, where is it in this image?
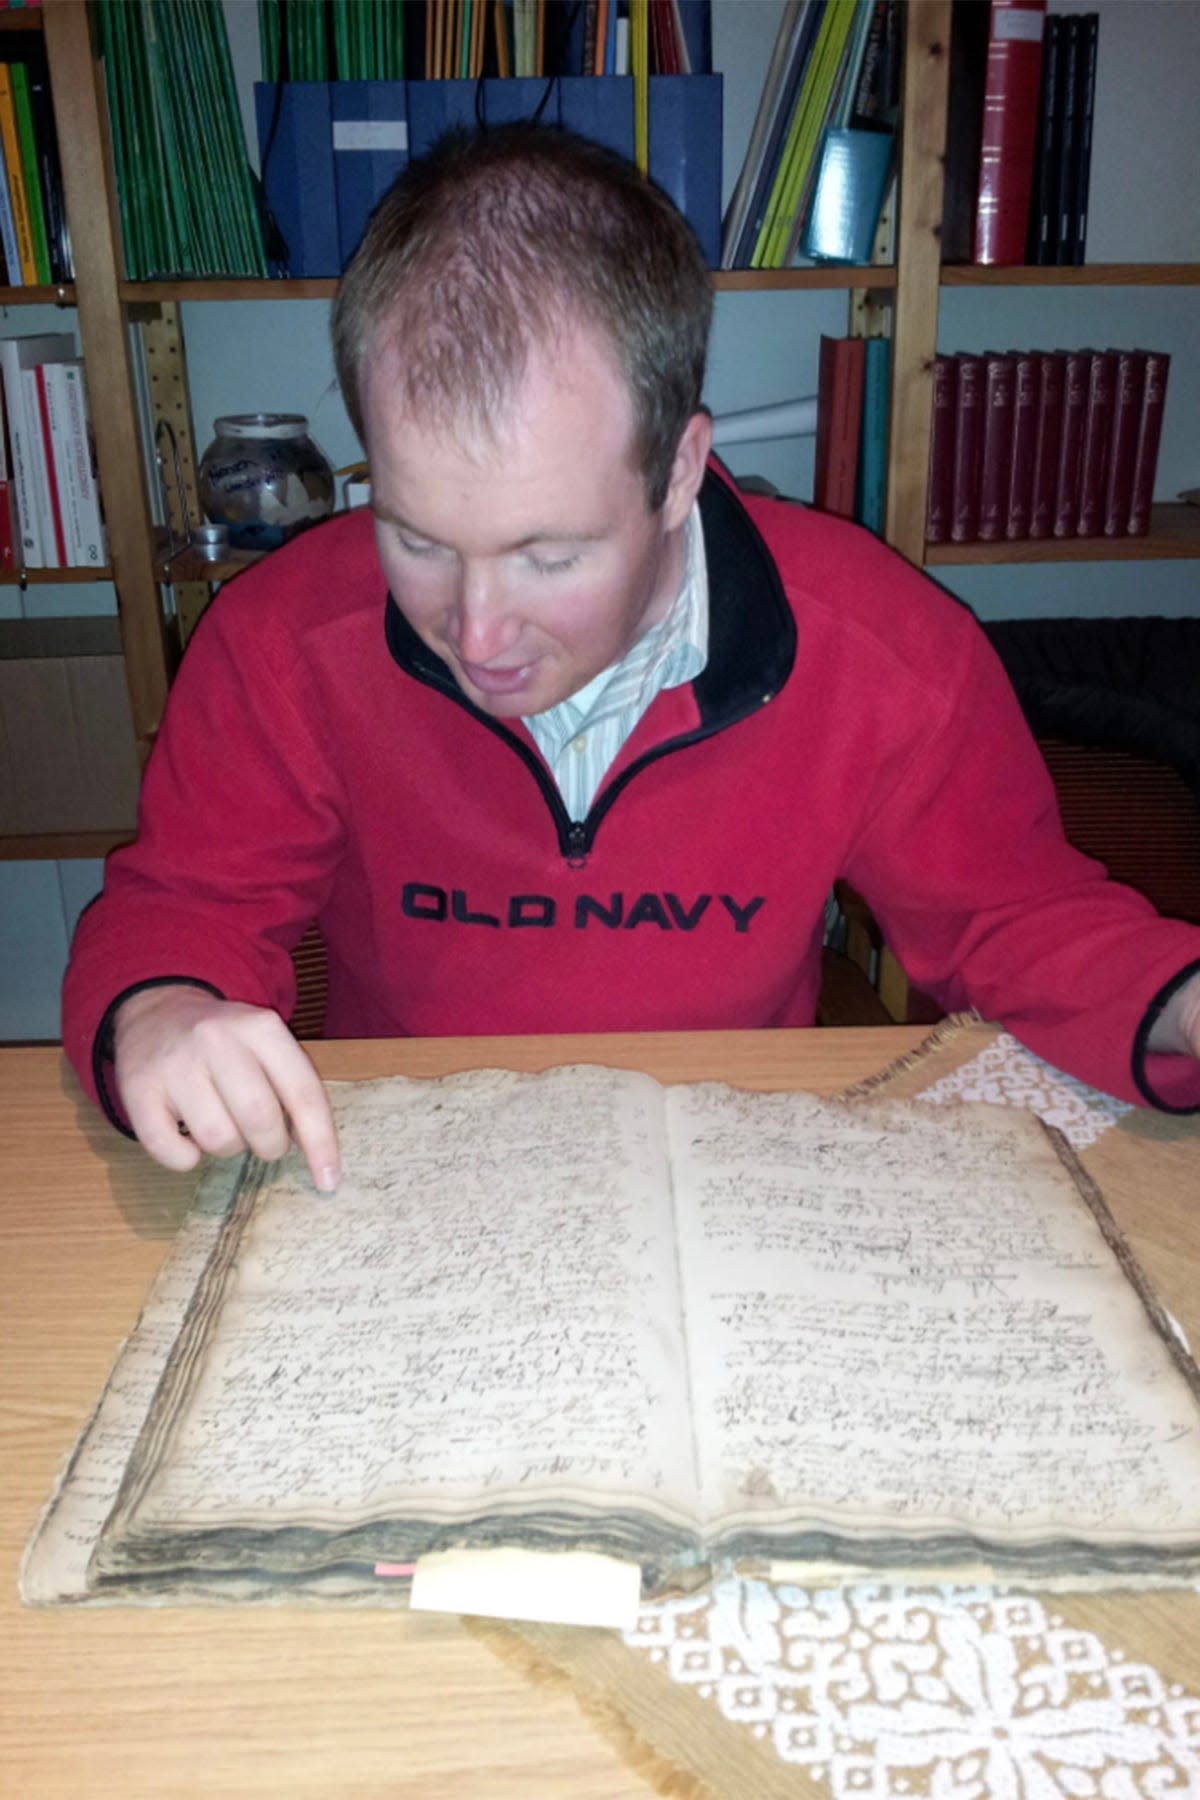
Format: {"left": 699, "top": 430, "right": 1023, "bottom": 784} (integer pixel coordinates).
{"left": 363, "top": 324, "right": 707, "bottom": 718}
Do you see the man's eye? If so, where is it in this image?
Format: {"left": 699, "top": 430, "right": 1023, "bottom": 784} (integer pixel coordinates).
{"left": 397, "top": 534, "right": 441, "bottom": 558}
{"left": 527, "top": 550, "right": 581, "bottom": 576}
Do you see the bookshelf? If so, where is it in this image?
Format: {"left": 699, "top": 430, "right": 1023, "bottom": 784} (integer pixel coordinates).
{"left": 3, "top": 0, "right": 1197, "bottom": 865}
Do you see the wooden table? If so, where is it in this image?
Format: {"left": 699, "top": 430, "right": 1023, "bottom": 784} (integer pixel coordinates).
{"left": 3, "top": 1029, "right": 1198, "bottom": 1799}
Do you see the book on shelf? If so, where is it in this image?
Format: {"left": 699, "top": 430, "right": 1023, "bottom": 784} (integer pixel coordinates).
{"left": 42, "top": 360, "right": 106, "bottom": 569}
{"left": 27, "top": 363, "right": 67, "bottom": 565}
{"left": 928, "top": 346, "right": 1171, "bottom": 547}
{"left": 22, "top": 1065, "right": 1200, "bottom": 1610}
{"left": 1075, "top": 349, "right": 1117, "bottom": 538}
{"left": 977, "top": 351, "right": 1016, "bottom": 542}
{"left": 1051, "top": 348, "right": 1091, "bottom": 538}
{"left": 1064, "top": 13, "right": 1099, "bottom": 264}
{"left": 1005, "top": 349, "right": 1038, "bottom": 539}
{"left": 722, "top": 0, "right": 888, "bottom": 272}
{"left": 949, "top": 352, "right": 985, "bottom": 543}
{"left": 813, "top": 332, "right": 866, "bottom": 519}
{"left": 1025, "top": 12, "right": 1060, "bottom": 265}
{"left": 940, "top": 0, "right": 991, "bottom": 265}
{"left": 0, "top": 330, "right": 73, "bottom": 567}
{"left": 1101, "top": 350, "right": 1147, "bottom": 539}
{"left": 972, "top": 0, "right": 1047, "bottom": 267}
{"left": 924, "top": 352, "right": 958, "bottom": 545}
{"left": 1028, "top": 349, "right": 1064, "bottom": 540}
{"left": 854, "top": 334, "right": 890, "bottom": 535}
{"left": 0, "top": 62, "right": 39, "bottom": 284}
{"left": 1127, "top": 350, "right": 1171, "bottom": 538}
{"left": 0, "top": 359, "right": 15, "bottom": 572}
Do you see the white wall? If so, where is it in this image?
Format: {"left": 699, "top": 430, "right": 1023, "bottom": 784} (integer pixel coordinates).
{"left": 3, "top": 0, "right": 1198, "bottom": 1040}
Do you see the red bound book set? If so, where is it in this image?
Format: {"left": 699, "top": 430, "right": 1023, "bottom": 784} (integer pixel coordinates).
{"left": 926, "top": 347, "right": 1170, "bottom": 548}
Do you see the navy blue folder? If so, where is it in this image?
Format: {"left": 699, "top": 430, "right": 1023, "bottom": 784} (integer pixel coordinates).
{"left": 332, "top": 80, "right": 410, "bottom": 268}
{"left": 254, "top": 82, "right": 340, "bottom": 278}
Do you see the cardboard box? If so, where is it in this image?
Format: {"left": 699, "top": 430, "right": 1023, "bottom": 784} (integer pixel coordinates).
{"left": 0, "top": 619, "right": 140, "bottom": 836}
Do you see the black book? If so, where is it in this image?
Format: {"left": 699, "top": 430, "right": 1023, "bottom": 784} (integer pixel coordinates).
{"left": 1026, "top": 14, "right": 1062, "bottom": 265}
{"left": 24, "top": 44, "right": 72, "bottom": 285}
{"left": 1053, "top": 14, "right": 1082, "bottom": 267}
{"left": 1066, "top": 13, "right": 1099, "bottom": 264}
{"left": 939, "top": 0, "right": 991, "bottom": 266}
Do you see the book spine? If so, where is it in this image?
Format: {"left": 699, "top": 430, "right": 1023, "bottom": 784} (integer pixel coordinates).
{"left": 925, "top": 353, "right": 958, "bottom": 545}
{"left": 0, "top": 480, "right": 13, "bottom": 572}
{"left": 29, "top": 363, "right": 66, "bottom": 565}
{"left": 60, "top": 363, "right": 106, "bottom": 568}
{"left": 972, "top": 0, "right": 1046, "bottom": 266}
{"left": 9, "top": 62, "right": 49, "bottom": 285}
{"left": 0, "top": 64, "right": 37, "bottom": 283}
{"left": 813, "top": 333, "right": 866, "bottom": 518}
{"left": 941, "top": 0, "right": 992, "bottom": 265}
{"left": 1052, "top": 349, "right": 1090, "bottom": 537}
{"left": 23, "top": 45, "right": 71, "bottom": 283}
{"left": 1075, "top": 348, "right": 1116, "bottom": 537}
{"left": 855, "top": 335, "right": 890, "bottom": 535}
{"left": 0, "top": 120, "right": 18, "bottom": 282}
{"left": 1028, "top": 351, "right": 1064, "bottom": 539}
{"left": 1068, "top": 12, "right": 1098, "bottom": 265}
{"left": 1101, "top": 350, "right": 1147, "bottom": 537}
{"left": 977, "top": 352, "right": 1016, "bottom": 541}
{"left": 1005, "top": 350, "right": 1038, "bottom": 539}
{"left": 1052, "top": 14, "right": 1080, "bottom": 267}
{"left": 40, "top": 358, "right": 85, "bottom": 563}
{"left": 950, "top": 353, "right": 985, "bottom": 542}
{"left": 0, "top": 342, "right": 41, "bottom": 563}
{"left": 1025, "top": 13, "right": 1060, "bottom": 264}
{"left": 1127, "top": 349, "right": 1170, "bottom": 537}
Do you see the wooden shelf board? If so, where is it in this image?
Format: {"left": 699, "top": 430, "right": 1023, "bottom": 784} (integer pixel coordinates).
{"left": 941, "top": 262, "right": 1199, "bottom": 288}
{"left": 0, "top": 565, "right": 113, "bottom": 585}
{"left": 0, "top": 830, "right": 133, "bottom": 862}
{"left": 120, "top": 267, "right": 899, "bottom": 302}
{"left": 925, "top": 504, "right": 1200, "bottom": 565}
{"left": 154, "top": 531, "right": 262, "bottom": 585}
{"left": 714, "top": 266, "right": 897, "bottom": 292}
{"left": 121, "top": 278, "right": 338, "bottom": 302}
{"left": 0, "top": 284, "right": 76, "bottom": 305}
{"left": 0, "top": 8, "right": 43, "bottom": 31}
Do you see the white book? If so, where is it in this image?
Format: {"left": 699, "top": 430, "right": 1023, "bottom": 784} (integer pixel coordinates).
{"left": 0, "top": 332, "right": 73, "bottom": 568}
{"left": 38, "top": 361, "right": 81, "bottom": 565}
{"left": 48, "top": 361, "right": 105, "bottom": 569}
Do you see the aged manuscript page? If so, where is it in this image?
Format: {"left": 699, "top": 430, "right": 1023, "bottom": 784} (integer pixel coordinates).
{"left": 666, "top": 1085, "right": 1200, "bottom": 1570}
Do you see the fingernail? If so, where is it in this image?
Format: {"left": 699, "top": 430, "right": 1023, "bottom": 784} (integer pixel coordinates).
{"left": 316, "top": 1165, "right": 340, "bottom": 1194}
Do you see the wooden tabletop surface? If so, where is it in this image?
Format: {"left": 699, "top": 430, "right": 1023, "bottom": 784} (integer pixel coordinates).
{"left": 2, "top": 1027, "right": 1196, "bottom": 1799}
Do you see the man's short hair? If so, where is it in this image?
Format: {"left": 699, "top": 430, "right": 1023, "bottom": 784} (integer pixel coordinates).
{"left": 331, "top": 123, "right": 713, "bottom": 511}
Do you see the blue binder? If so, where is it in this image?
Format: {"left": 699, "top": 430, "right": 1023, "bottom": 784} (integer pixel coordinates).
{"left": 647, "top": 74, "right": 723, "bottom": 268}
{"left": 407, "top": 80, "right": 479, "bottom": 161}
{"left": 254, "top": 82, "right": 340, "bottom": 278}
{"left": 557, "top": 76, "right": 635, "bottom": 161}
{"left": 332, "top": 80, "right": 410, "bottom": 268}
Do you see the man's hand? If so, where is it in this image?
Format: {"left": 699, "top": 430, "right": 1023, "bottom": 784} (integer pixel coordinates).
{"left": 113, "top": 986, "right": 340, "bottom": 1192}
{"left": 1146, "top": 968, "right": 1200, "bottom": 1060}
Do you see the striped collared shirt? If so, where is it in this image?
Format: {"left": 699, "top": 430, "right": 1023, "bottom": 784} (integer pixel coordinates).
{"left": 523, "top": 505, "right": 709, "bottom": 822}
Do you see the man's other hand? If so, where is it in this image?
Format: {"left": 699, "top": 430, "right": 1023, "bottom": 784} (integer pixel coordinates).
{"left": 113, "top": 986, "right": 340, "bottom": 1192}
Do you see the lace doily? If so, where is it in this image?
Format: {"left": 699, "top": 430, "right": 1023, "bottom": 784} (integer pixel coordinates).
{"left": 625, "top": 1579, "right": 1200, "bottom": 1798}
{"left": 914, "top": 1033, "right": 1133, "bottom": 1151}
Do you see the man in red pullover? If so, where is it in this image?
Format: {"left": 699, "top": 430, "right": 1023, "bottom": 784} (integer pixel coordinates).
{"left": 63, "top": 127, "right": 1200, "bottom": 1192}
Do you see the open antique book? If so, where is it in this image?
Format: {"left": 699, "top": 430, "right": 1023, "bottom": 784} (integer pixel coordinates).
{"left": 22, "top": 1064, "right": 1200, "bottom": 1606}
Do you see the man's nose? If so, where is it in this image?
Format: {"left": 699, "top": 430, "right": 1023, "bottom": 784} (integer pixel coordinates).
{"left": 453, "top": 565, "right": 520, "bottom": 664}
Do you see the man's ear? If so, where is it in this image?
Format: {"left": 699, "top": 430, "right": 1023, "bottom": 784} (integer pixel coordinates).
{"left": 661, "top": 410, "right": 713, "bottom": 531}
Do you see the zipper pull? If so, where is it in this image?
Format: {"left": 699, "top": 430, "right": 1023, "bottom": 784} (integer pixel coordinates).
{"left": 566, "top": 822, "right": 589, "bottom": 869}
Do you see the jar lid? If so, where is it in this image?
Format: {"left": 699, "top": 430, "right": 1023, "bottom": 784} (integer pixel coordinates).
{"left": 212, "top": 413, "right": 309, "bottom": 440}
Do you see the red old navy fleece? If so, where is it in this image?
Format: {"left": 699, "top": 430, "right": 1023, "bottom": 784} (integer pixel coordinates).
{"left": 64, "top": 469, "right": 1200, "bottom": 1120}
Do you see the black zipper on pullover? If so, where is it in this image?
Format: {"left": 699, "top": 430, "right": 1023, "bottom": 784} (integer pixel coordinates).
{"left": 409, "top": 656, "right": 781, "bottom": 867}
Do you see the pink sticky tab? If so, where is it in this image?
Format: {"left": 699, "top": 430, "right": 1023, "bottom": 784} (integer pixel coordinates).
{"left": 374, "top": 1562, "right": 416, "bottom": 1578}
